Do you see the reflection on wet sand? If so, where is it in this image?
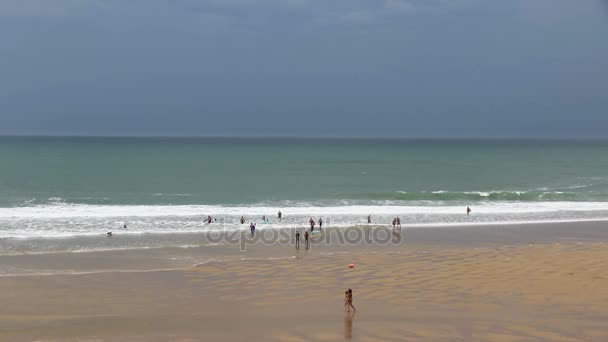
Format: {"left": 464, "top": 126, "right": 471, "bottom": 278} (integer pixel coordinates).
{"left": 344, "top": 311, "right": 355, "bottom": 340}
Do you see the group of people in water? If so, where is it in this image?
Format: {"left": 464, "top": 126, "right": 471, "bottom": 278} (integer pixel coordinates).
{"left": 205, "top": 206, "right": 473, "bottom": 230}
{"left": 309, "top": 217, "right": 323, "bottom": 231}
{"left": 107, "top": 207, "right": 473, "bottom": 237}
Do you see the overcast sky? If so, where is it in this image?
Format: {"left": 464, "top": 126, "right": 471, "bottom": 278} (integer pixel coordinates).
{"left": 1, "top": 0, "right": 607, "bottom": 138}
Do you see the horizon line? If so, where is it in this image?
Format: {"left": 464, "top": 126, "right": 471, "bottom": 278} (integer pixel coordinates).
{"left": 1, "top": 134, "right": 608, "bottom": 141}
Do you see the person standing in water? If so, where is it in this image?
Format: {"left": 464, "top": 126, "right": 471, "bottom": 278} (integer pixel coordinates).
{"left": 295, "top": 230, "right": 300, "bottom": 249}
{"left": 467, "top": 206, "right": 472, "bottom": 216}
{"left": 309, "top": 217, "right": 316, "bottom": 232}
{"left": 278, "top": 210, "right": 282, "bottom": 221}
{"left": 318, "top": 218, "right": 323, "bottom": 230}
{"left": 367, "top": 215, "right": 371, "bottom": 224}
{"left": 304, "top": 231, "right": 310, "bottom": 249}
{"left": 250, "top": 222, "right": 256, "bottom": 236}
{"left": 240, "top": 216, "right": 246, "bottom": 224}
{"left": 396, "top": 217, "right": 401, "bottom": 228}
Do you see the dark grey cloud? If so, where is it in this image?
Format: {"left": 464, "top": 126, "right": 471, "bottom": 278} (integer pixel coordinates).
{"left": 1, "top": 0, "right": 607, "bottom": 138}
{"left": 600, "top": 0, "right": 608, "bottom": 15}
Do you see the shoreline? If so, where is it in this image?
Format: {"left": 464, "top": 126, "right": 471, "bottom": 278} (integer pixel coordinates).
{"left": 1, "top": 220, "right": 608, "bottom": 277}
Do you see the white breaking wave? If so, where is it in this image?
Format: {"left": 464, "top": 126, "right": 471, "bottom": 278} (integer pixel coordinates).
{"left": 1, "top": 201, "right": 608, "bottom": 219}
{"left": 1, "top": 202, "right": 608, "bottom": 239}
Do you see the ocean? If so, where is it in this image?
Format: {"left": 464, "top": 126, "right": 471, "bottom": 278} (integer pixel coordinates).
{"left": 1, "top": 137, "right": 608, "bottom": 253}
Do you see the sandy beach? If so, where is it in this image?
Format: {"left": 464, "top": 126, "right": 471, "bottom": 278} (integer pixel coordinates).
{"left": 1, "top": 222, "right": 608, "bottom": 341}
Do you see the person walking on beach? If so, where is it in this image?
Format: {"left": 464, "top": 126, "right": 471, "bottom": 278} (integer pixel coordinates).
{"left": 295, "top": 230, "right": 300, "bottom": 249}
{"left": 347, "top": 289, "right": 356, "bottom": 312}
{"left": 467, "top": 206, "right": 472, "bottom": 216}
{"left": 309, "top": 217, "right": 316, "bottom": 232}
{"left": 278, "top": 210, "right": 282, "bottom": 221}
{"left": 344, "top": 290, "right": 350, "bottom": 312}
{"left": 304, "top": 231, "right": 310, "bottom": 249}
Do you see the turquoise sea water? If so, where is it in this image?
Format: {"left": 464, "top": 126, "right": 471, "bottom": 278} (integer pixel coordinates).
{"left": 1, "top": 137, "right": 608, "bottom": 252}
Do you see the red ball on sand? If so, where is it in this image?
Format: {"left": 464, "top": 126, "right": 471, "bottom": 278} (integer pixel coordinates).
{"left": 348, "top": 263, "right": 355, "bottom": 268}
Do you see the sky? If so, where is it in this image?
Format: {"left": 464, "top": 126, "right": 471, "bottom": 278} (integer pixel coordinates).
{"left": 1, "top": 0, "right": 607, "bottom": 138}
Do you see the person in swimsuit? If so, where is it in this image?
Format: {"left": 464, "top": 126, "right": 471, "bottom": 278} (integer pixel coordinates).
{"left": 347, "top": 289, "right": 356, "bottom": 311}
{"left": 278, "top": 210, "right": 282, "bottom": 221}
{"left": 309, "top": 218, "right": 315, "bottom": 232}
{"left": 295, "top": 230, "right": 300, "bottom": 249}
{"left": 396, "top": 217, "right": 401, "bottom": 228}
{"left": 467, "top": 206, "right": 472, "bottom": 216}
{"left": 344, "top": 290, "right": 350, "bottom": 312}
{"left": 367, "top": 215, "right": 371, "bottom": 224}
{"left": 304, "top": 231, "right": 309, "bottom": 249}
{"left": 318, "top": 218, "right": 323, "bottom": 230}
{"left": 240, "top": 216, "right": 246, "bottom": 224}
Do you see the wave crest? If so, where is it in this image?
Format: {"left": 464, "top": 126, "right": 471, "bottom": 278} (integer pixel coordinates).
{"left": 366, "top": 190, "right": 601, "bottom": 202}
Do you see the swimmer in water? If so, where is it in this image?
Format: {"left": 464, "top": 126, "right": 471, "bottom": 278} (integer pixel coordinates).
{"left": 467, "top": 206, "right": 472, "bottom": 216}
{"left": 278, "top": 210, "right": 282, "bottom": 221}
{"left": 107, "top": 231, "right": 112, "bottom": 237}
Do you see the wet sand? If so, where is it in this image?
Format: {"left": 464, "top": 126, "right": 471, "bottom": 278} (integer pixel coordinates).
{"left": 1, "top": 222, "right": 608, "bottom": 341}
